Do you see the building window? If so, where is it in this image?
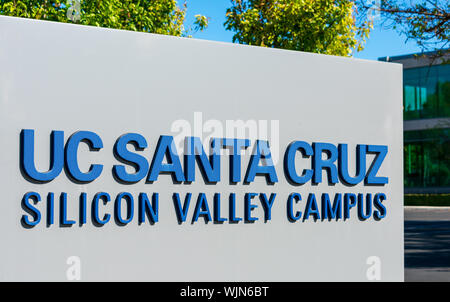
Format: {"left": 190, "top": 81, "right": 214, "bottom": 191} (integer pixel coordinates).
{"left": 403, "top": 64, "right": 450, "bottom": 120}
{"left": 404, "top": 129, "right": 450, "bottom": 188}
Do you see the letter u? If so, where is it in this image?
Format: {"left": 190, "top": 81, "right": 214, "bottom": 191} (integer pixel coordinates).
{"left": 338, "top": 144, "right": 366, "bottom": 185}
{"left": 21, "top": 129, "right": 64, "bottom": 182}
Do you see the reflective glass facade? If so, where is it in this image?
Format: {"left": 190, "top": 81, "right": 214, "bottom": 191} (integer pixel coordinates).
{"left": 403, "top": 64, "right": 450, "bottom": 120}
{"left": 401, "top": 60, "right": 449, "bottom": 192}
{"left": 404, "top": 129, "right": 450, "bottom": 189}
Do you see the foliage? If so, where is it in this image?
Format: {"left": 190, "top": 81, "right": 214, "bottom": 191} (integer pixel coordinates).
{"left": 224, "top": 0, "right": 372, "bottom": 56}
{"left": 0, "top": 0, "right": 208, "bottom": 37}
{"left": 354, "top": 0, "right": 449, "bottom": 55}
{"left": 405, "top": 194, "right": 450, "bottom": 206}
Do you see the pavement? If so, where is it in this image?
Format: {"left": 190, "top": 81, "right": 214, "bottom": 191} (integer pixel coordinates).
{"left": 404, "top": 206, "right": 450, "bottom": 282}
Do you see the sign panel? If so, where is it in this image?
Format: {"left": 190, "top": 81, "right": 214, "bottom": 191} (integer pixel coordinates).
{"left": 0, "top": 16, "right": 403, "bottom": 281}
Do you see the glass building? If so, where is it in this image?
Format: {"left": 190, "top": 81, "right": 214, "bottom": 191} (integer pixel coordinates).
{"left": 380, "top": 50, "right": 450, "bottom": 194}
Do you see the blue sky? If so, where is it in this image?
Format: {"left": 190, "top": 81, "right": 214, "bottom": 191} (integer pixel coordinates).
{"left": 179, "top": 0, "right": 423, "bottom": 61}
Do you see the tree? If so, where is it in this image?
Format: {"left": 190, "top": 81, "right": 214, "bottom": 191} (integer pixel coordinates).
{"left": 354, "top": 0, "right": 449, "bottom": 55}
{"left": 224, "top": 0, "right": 372, "bottom": 56}
{"left": 0, "top": 0, "right": 208, "bottom": 37}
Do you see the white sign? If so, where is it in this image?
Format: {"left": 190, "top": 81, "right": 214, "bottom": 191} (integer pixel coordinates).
{"left": 0, "top": 16, "right": 404, "bottom": 281}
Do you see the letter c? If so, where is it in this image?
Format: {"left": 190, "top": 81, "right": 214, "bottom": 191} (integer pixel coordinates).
{"left": 65, "top": 131, "right": 103, "bottom": 183}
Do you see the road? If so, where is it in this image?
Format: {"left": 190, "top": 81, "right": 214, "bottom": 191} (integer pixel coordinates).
{"left": 404, "top": 206, "right": 450, "bottom": 282}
